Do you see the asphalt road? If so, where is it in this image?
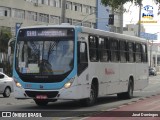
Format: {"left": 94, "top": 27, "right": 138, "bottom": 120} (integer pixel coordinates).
{"left": 0, "top": 75, "right": 160, "bottom": 120}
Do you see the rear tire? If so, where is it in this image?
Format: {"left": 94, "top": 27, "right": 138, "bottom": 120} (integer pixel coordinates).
{"left": 117, "top": 79, "right": 133, "bottom": 99}
{"left": 80, "top": 84, "right": 97, "bottom": 106}
{"left": 34, "top": 99, "right": 48, "bottom": 106}
{"left": 125, "top": 80, "right": 133, "bottom": 99}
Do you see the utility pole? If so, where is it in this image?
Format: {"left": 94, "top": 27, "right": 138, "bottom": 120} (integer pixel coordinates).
{"left": 138, "top": 0, "right": 142, "bottom": 37}
{"left": 150, "top": 40, "right": 153, "bottom": 67}
{"left": 119, "top": 4, "right": 123, "bottom": 34}
{"left": 61, "top": 0, "right": 66, "bottom": 24}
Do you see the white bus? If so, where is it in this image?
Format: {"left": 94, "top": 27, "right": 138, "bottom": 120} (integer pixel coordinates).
{"left": 13, "top": 24, "right": 149, "bottom": 106}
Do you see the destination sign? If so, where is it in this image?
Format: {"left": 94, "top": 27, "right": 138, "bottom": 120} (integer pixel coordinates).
{"left": 26, "top": 29, "right": 67, "bottom": 37}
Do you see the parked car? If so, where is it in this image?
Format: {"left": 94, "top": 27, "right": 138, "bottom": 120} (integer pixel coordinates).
{"left": 0, "top": 72, "right": 13, "bottom": 97}
{"left": 149, "top": 67, "right": 157, "bottom": 76}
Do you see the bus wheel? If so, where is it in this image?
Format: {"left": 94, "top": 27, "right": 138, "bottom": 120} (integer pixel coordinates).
{"left": 117, "top": 79, "right": 133, "bottom": 99}
{"left": 80, "top": 84, "right": 97, "bottom": 106}
{"left": 34, "top": 99, "right": 48, "bottom": 106}
{"left": 125, "top": 80, "right": 133, "bottom": 99}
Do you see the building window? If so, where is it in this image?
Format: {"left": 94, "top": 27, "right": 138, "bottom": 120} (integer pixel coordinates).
{"left": 65, "top": 18, "right": 72, "bottom": 24}
{"left": 82, "top": 5, "right": 91, "bottom": 14}
{"left": 50, "top": 15, "right": 60, "bottom": 24}
{"left": 91, "top": 23, "right": 96, "bottom": 28}
{"left": 49, "top": 0, "right": 61, "bottom": 7}
{"left": 66, "top": 1, "right": 72, "bottom": 10}
{"left": 26, "top": 11, "right": 37, "bottom": 21}
{"left": 91, "top": 7, "right": 96, "bottom": 14}
{"left": 38, "top": 13, "right": 49, "bottom": 23}
{"left": 12, "top": 9, "right": 25, "bottom": 19}
{"left": 72, "top": 3, "right": 82, "bottom": 12}
{"left": 0, "top": 7, "right": 10, "bottom": 17}
{"left": 39, "top": 0, "right": 48, "bottom": 5}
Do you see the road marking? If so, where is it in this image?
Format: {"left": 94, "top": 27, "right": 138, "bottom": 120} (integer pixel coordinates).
{"left": 104, "top": 108, "right": 117, "bottom": 111}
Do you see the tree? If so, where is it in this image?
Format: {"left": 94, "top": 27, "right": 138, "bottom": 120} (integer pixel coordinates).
{"left": 0, "top": 28, "right": 12, "bottom": 76}
{"left": 0, "top": 28, "right": 12, "bottom": 53}
{"left": 101, "top": 0, "right": 160, "bottom": 10}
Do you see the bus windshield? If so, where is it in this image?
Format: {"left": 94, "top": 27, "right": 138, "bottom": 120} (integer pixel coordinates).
{"left": 16, "top": 28, "right": 74, "bottom": 76}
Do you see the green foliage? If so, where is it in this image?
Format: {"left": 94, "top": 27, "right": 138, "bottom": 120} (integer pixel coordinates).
{"left": 0, "top": 28, "right": 12, "bottom": 75}
{"left": 101, "top": 0, "right": 160, "bottom": 10}
{"left": 0, "top": 28, "right": 12, "bottom": 53}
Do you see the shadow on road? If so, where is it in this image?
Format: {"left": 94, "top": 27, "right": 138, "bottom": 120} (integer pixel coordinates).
{"left": 21, "top": 95, "right": 140, "bottom": 110}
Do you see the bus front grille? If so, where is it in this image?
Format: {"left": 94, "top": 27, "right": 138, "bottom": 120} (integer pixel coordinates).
{"left": 25, "top": 91, "right": 59, "bottom": 98}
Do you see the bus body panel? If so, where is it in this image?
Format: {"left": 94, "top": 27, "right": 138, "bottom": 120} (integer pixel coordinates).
{"left": 13, "top": 24, "right": 149, "bottom": 103}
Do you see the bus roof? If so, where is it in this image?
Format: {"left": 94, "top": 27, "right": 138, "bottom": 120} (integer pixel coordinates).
{"left": 20, "top": 23, "right": 147, "bottom": 43}
{"left": 81, "top": 27, "right": 147, "bottom": 43}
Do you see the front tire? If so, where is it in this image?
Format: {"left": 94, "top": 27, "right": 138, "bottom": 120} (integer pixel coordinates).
{"left": 3, "top": 87, "right": 11, "bottom": 97}
{"left": 80, "top": 84, "right": 97, "bottom": 106}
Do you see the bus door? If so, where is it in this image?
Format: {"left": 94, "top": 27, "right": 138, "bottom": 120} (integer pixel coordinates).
{"left": 77, "top": 38, "right": 89, "bottom": 98}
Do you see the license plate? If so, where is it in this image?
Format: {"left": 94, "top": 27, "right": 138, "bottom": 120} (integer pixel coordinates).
{"left": 36, "top": 95, "right": 47, "bottom": 99}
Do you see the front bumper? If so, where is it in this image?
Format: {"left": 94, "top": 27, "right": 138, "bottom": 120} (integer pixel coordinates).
{"left": 14, "top": 84, "right": 89, "bottom": 100}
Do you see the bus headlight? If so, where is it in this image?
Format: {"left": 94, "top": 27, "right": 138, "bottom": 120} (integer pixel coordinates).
{"left": 16, "top": 82, "right": 22, "bottom": 88}
{"left": 13, "top": 77, "right": 22, "bottom": 88}
{"left": 64, "top": 77, "right": 75, "bottom": 89}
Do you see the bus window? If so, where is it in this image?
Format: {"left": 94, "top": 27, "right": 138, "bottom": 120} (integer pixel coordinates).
{"left": 89, "top": 35, "right": 98, "bottom": 62}
{"left": 128, "top": 42, "right": 135, "bottom": 62}
{"left": 78, "top": 42, "right": 88, "bottom": 75}
{"left": 135, "top": 43, "right": 142, "bottom": 63}
{"left": 110, "top": 38, "right": 119, "bottom": 62}
{"left": 120, "top": 40, "right": 127, "bottom": 62}
{"left": 142, "top": 44, "right": 148, "bottom": 62}
{"left": 99, "top": 37, "right": 109, "bottom": 62}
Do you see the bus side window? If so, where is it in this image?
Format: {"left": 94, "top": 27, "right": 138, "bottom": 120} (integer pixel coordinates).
{"left": 110, "top": 38, "right": 119, "bottom": 62}
{"left": 141, "top": 44, "right": 148, "bottom": 62}
{"left": 77, "top": 42, "right": 88, "bottom": 75}
{"left": 89, "top": 35, "right": 99, "bottom": 62}
{"left": 128, "top": 42, "right": 135, "bottom": 62}
{"left": 120, "top": 40, "right": 127, "bottom": 62}
{"left": 135, "top": 43, "right": 142, "bottom": 63}
{"left": 99, "top": 37, "right": 109, "bottom": 62}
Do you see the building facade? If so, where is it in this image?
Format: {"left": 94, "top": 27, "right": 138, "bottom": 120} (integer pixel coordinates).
{"left": 0, "top": 0, "right": 96, "bottom": 36}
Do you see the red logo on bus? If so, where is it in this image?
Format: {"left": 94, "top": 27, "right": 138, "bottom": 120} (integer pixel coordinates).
{"left": 105, "top": 68, "right": 115, "bottom": 75}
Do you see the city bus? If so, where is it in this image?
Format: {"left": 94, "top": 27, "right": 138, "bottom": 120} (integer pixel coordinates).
{"left": 13, "top": 23, "right": 149, "bottom": 106}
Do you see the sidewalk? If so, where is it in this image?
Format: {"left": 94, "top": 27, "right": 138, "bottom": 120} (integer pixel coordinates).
{"left": 85, "top": 94, "right": 160, "bottom": 120}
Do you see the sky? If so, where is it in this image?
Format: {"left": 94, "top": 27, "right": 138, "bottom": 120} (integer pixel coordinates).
{"left": 123, "top": 0, "right": 160, "bottom": 41}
